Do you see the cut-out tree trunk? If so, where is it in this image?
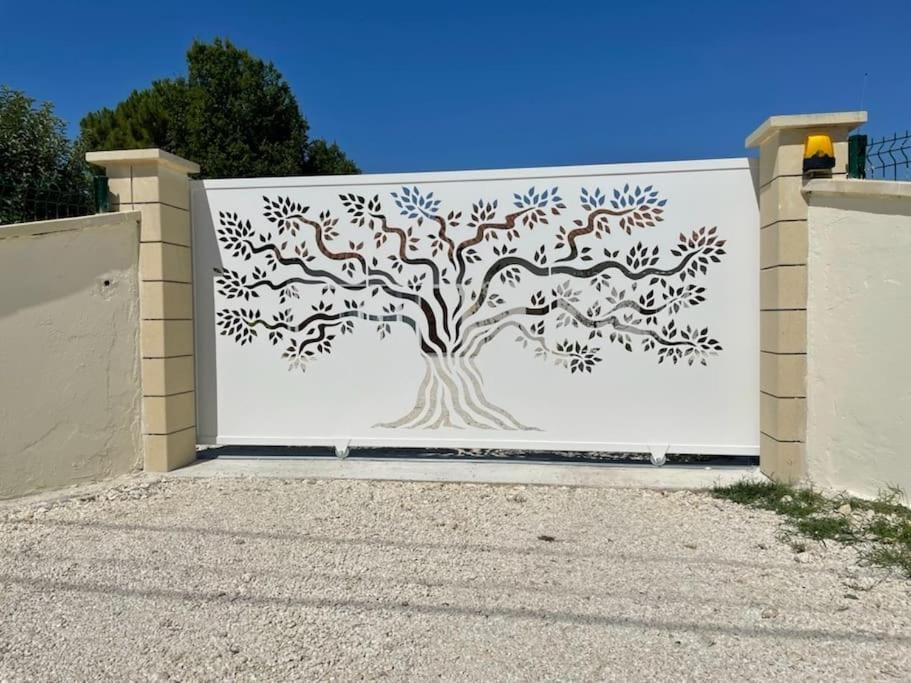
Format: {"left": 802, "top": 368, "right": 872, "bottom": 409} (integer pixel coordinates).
{"left": 215, "top": 183, "right": 725, "bottom": 430}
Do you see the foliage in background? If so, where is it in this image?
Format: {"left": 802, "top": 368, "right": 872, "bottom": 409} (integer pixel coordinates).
{"left": 0, "top": 86, "right": 92, "bottom": 224}
{"left": 714, "top": 480, "right": 911, "bottom": 577}
{"left": 303, "top": 138, "right": 359, "bottom": 176}
{"left": 79, "top": 39, "right": 358, "bottom": 179}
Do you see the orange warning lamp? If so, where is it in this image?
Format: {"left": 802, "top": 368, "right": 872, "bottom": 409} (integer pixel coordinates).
{"left": 803, "top": 134, "right": 836, "bottom": 175}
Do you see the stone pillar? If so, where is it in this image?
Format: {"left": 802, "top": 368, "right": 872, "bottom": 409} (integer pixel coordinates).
{"left": 85, "top": 149, "right": 200, "bottom": 472}
{"left": 745, "top": 112, "right": 866, "bottom": 482}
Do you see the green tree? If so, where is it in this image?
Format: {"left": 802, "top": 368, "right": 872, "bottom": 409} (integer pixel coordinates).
{"left": 79, "top": 80, "right": 182, "bottom": 151}
{"left": 303, "top": 139, "right": 360, "bottom": 175}
{"left": 80, "top": 38, "right": 358, "bottom": 179}
{"left": 0, "top": 86, "right": 92, "bottom": 224}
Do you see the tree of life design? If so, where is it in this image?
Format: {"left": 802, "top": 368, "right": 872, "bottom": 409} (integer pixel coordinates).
{"left": 214, "top": 183, "right": 726, "bottom": 430}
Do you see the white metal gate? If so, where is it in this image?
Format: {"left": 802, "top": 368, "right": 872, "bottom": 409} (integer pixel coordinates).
{"left": 192, "top": 158, "right": 759, "bottom": 455}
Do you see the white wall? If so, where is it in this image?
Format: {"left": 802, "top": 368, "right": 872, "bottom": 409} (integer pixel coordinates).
{"left": 0, "top": 213, "right": 143, "bottom": 499}
{"left": 806, "top": 180, "right": 911, "bottom": 499}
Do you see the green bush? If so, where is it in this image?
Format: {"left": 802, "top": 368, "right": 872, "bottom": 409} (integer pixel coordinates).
{"left": 0, "top": 86, "right": 92, "bottom": 224}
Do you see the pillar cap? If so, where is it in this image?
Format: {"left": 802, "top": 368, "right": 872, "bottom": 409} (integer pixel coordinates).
{"left": 86, "top": 148, "right": 200, "bottom": 175}
{"left": 745, "top": 112, "right": 867, "bottom": 149}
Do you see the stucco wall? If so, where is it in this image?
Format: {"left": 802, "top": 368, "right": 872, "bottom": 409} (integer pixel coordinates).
{"left": 0, "top": 212, "right": 143, "bottom": 499}
{"left": 805, "top": 180, "right": 911, "bottom": 499}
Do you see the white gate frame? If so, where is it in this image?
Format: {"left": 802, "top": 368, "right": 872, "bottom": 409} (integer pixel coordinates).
{"left": 192, "top": 158, "right": 759, "bottom": 458}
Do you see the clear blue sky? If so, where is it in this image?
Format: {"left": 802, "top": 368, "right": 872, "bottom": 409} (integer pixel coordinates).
{"left": 2, "top": 1, "right": 909, "bottom": 173}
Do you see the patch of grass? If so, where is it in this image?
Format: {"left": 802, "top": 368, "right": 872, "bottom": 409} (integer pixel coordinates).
{"left": 793, "top": 514, "right": 855, "bottom": 542}
{"left": 867, "top": 546, "right": 911, "bottom": 577}
{"left": 713, "top": 481, "right": 911, "bottom": 577}
{"left": 850, "top": 486, "right": 911, "bottom": 518}
{"left": 713, "top": 480, "right": 831, "bottom": 519}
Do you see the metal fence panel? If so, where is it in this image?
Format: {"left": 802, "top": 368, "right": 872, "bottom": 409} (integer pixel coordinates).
{"left": 849, "top": 132, "right": 911, "bottom": 181}
{"left": 192, "top": 158, "right": 759, "bottom": 455}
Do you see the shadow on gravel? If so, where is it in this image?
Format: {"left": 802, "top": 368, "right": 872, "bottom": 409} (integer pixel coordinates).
{"left": 26, "top": 517, "right": 839, "bottom": 574}
{"left": 0, "top": 572, "right": 906, "bottom": 645}
{"left": 1, "top": 546, "right": 854, "bottom": 617}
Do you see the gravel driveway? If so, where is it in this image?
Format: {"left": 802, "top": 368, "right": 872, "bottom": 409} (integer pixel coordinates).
{"left": 1, "top": 475, "right": 910, "bottom": 681}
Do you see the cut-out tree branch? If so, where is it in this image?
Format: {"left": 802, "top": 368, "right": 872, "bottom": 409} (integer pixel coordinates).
{"left": 215, "top": 183, "right": 726, "bottom": 430}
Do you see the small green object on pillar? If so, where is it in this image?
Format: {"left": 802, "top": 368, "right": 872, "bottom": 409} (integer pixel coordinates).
{"left": 92, "top": 175, "right": 110, "bottom": 213}
{"left": 848, "top": 134, "right": 867, "bottom": 179}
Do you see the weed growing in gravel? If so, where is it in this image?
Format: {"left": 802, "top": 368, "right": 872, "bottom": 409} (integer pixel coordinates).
{"left": 712, "top": 481, "right": 911, "bottom": 577}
